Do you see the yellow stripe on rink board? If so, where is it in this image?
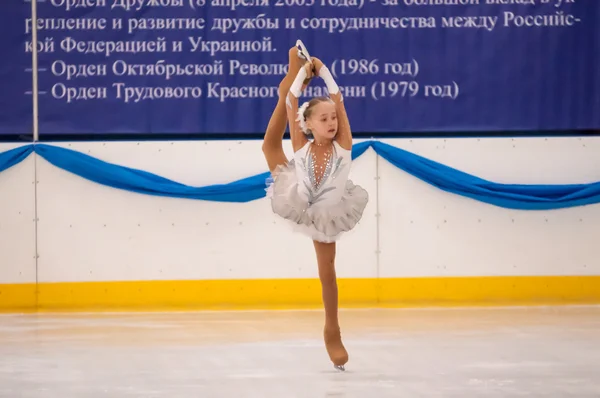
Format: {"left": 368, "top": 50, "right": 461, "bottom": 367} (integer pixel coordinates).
{"left": 1, "top": 276, "right": 600, "bottom": 312}
{"left": 0, "top": 283, "right": 37, "bottom": 311}
{"left": 376, "top": 276, "right": 600, "bottom": 307}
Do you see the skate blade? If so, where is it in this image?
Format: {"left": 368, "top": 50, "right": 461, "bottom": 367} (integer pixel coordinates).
{"left": 295, "top": 39, "right": 313, "bottom": 64}
{"left": 334, "top": 365, "right": 345, "bottom": 372}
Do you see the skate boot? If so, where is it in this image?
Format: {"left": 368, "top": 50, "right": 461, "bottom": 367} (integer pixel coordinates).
{"left": 296, "top": 39, "right": 313, "bottom": 65}
{"left": 296, "top": 39, "right": 316, "bottom": 85}
{"left": 280, "top": 43, "right": 314, "bottom": 96}
{"left": 324, "top": 325, "right": 348, "bottom": 371}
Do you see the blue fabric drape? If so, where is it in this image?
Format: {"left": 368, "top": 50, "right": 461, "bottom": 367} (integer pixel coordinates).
{"left": 35, "top": 144, "right": 271, "bottom": 203}
{"left": 370, "top": 141, "right": 600, "bottom": 210}
{"left": 0, "top": 141, "right": 598, "bottom": 210}
{"left": 0, "top": 145, "right": 34, "bottom": 173}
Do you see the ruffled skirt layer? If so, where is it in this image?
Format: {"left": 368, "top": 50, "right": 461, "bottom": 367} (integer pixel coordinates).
{"left": 266, "top": 161, "right": 369, "bottom": 243}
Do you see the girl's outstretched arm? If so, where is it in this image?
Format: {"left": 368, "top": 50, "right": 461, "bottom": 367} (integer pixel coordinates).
{"left": 315, "top": 60, "right": 352, "bottom": 151}
{"left": 286, "top": 63, "right": 312, "bottom": 152}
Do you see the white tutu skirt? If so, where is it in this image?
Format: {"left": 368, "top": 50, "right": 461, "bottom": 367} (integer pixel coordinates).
{"left": 266, "top": 161, "right": 369, "bottom": 243}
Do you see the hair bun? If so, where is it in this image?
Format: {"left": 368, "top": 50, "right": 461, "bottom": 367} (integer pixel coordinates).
{"left": 296, "top": 101, "right": 311, "bottom": 135}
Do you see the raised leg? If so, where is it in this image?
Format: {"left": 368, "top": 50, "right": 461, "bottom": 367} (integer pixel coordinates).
{"left": 313, "top": 240, "right": 348, "bottom": 369}
{"left": 262, "top": 47, "right": 308, "bottom": 173}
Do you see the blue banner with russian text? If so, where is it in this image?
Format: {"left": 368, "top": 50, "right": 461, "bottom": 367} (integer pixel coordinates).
{"left": 0, "top": 0, "right": 598, "bottom": 137}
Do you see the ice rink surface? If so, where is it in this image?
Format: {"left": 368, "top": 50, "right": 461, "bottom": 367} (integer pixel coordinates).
{"left": 1, "top": 306, "right": 599, "bottom": 397}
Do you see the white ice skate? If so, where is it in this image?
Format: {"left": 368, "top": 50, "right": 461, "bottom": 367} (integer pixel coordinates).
{"left": 296, "top": 39, "right": 313, "bottom": 65}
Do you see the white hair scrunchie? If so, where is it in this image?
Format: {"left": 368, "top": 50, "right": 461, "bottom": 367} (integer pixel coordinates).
{"left": 296, "top": 101, "right": 311, "bottom": 135}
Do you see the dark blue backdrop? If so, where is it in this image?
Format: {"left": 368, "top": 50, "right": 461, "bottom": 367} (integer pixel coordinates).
{"left": 0, "top": 2, "right": 35, "bottom": 136}
{"left": 1, "top": 0, "right": 598, "bottom": 137}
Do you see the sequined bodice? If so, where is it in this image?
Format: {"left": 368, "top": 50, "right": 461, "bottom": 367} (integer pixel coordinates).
{"left": 293, "top": 140, "right": 352, "bottom": 208}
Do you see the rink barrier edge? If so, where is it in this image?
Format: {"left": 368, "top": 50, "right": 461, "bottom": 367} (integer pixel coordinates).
{"left": 1, "top": 275, "right": 600, "bottom": 312}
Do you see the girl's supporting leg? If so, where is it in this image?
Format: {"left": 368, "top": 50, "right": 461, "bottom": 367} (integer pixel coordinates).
{"left": 262, "top": 47, "right": 308, "bottom": 173}
{"left": 313, "top": 240, "right": 348, "bottom": 368}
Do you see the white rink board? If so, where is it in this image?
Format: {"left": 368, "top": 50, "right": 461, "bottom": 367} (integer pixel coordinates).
{"left": 3, "top": 137, "right": 599, "bottom": 285}
{"left": 34, "top": 139, "right": 378, "bottom": 283}
{"left": 0, "top": 144, "right": 36, "bottom": 284}
{"left": 378, "top": 137, "right": 600, "bottom": 278}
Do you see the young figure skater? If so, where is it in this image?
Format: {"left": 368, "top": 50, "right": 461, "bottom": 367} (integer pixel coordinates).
{"left": 262, "top": 41, "right": 369, "bottom": 371}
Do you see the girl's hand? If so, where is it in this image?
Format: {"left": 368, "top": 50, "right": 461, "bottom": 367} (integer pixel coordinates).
{"left": 303, "top": 62, "right": 314, "bottom": 79}
{"left": 311, "top": 57, "right": 325, "bottom": 76}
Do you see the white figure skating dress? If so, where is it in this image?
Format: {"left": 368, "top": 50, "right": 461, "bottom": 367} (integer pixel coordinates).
{"left": 266, "top": 140, "right": 369, "bottom": 243}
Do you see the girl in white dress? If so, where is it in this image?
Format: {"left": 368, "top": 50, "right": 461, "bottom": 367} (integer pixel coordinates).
{"left": 262, "top": 41, "right": 369, "bottom": 370}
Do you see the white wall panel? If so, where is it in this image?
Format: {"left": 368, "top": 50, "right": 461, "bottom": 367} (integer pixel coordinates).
{"left": 35, "top": 139, "right": 378, "bottom": 282}
{"left": 0, "top": 144, "right": 36, "bottom": 284}
{"left": 3, "top": 137, "right": 597, "bottom": 286}
{"left": 377, "top": 137, "right": 600, "bottom": 278}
